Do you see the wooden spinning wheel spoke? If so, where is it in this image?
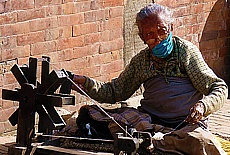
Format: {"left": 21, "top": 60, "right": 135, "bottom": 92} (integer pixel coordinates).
{"left": 2, "top": 56, "right": 75, "bottom": 147}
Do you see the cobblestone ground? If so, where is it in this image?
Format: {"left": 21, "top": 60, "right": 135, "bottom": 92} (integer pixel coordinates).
{"left": 209, "top": 99, "right": 230, "bottom": 138}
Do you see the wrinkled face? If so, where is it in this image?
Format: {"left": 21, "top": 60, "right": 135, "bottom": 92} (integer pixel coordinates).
{"left": 138, "top": 16, "right": 171, "bottom": 49}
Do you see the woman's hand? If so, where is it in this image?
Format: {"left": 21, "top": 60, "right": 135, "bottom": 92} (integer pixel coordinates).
{"left": 71, "top": 74, "right": 86, "bottom": 93}
{"left": 185, "top": 102, "right": 205, "bottom": 124}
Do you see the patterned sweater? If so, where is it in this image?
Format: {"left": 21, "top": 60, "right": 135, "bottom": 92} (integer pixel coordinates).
{"left": 83, "top": 36, "right": 228, "bottom": 117}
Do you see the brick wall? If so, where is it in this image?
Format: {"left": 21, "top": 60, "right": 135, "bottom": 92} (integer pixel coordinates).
{"left": 158, "top": 0, "right": 230, "bottom": 93}
{"left": 0, "top": 0, "right": 229, "bottom": 134}
{"left": 124, "top": 0, "right": 230, "bottom": 94}
{"left": 0, "top": 0, "right": 124, "bottom": 134}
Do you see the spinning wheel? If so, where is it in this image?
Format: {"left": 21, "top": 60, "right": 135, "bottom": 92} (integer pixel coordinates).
{"left": 2, "top": 56, "right": 75, "bottom": 146}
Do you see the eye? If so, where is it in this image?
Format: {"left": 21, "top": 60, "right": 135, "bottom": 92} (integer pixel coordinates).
{"left": 146, "top": 31, "right": 154, "bottom": 37}
{"left": 157, "top": 24, "right": 169, "bottom": 35}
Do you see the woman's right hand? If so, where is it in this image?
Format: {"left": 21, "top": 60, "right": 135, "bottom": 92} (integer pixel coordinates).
{"left": 71, "top": 74, "right": 86, "bottom": 93}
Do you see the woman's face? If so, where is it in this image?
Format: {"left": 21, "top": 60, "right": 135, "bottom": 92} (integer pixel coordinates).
{"left": 138, "top": 17, "right": 170, "bottom": 49}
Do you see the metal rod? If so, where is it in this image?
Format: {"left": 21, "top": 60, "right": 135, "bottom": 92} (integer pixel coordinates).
{"left": 37, "top": 134, "right": 114, "bottom": 143}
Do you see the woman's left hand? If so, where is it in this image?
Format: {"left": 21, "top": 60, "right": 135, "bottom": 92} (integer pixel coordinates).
{"left": 185, "top": 102, "right": 205, "bottom": 124}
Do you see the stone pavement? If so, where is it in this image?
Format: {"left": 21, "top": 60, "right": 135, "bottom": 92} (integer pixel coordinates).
{"left": 209, "top": 99, "right": 230, "bottom": 138}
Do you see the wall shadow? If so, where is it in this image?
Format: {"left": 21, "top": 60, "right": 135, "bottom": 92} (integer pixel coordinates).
{"left": 199, "top": 0, "right": 230, "bottom": 98}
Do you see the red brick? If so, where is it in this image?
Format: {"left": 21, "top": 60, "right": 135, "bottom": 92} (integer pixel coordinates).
{"left": 100, "top": 59, "right": 123, "bottom": 74}
{"left": 184, "top": 15, "right": 198, "bottom": 26}
{"left": 17, "top": 8, "right": 45, "bottom": 22}
{"left": 1, "top": 49, "right": 15, "bottom": 60}
{"left": 73, "top": 45, "right": 91, "bottom": 59}
{"left": 197, "top": 12, "right": 209, "bottom": 23}
{"left": 110, "top": 38, "right": 123, "bottom": 51}
{"left": 110, "top": 28, "right": 122, "bottom": 40}
{"left": 109, "top": 6, "right": 123, "bottom": 18}
{"left": 31, "top": 40, "right": 57, "bottom": 55}
{"left": 226, "top": 19, "right": 230, "bottom": 29}
{"left": 99, "top": 41, "right": 111, "bottom": 54}
{"left": 0, "top": 2, "right": 5, "bottom": 14}
{"left": 192, "top": 24, "right": 202, "bottom": 35}
{"left": 104, "top": 17, "right": 123, "bottom": 30}
{"left": 109, "top": 70, "right": 122, "bottom": 80}
{"left": 45, "top": 4, "right": 62, "bottom": 16}
{"left": 157, "top": 0, "right": 178, "bottom": 8}
{"left": 73, "top": 24, "right": 83, "bottom": 37}
{"left": 45, "top": 50, "right": 63, "bottom": 62}
{"left": 104, "top": 0, "right": 123, "bottom": 7}
{"left": 82, "top": 66, "right": 101, "bottom": 77}
{"left": 190, "top": 3, "right": 204, "bottom": 15}
{"left": 11, "top": 21, "right": 30, "bottom": 35}
{"left": 200, "top": 30, "right": 218, "bottom": 41}
{"left": 45, "top": 26, "right": 72, "bottom": 41}
{"left": 61, "top": 61, "right": 73, "bottom": 71}
{"left": 35, "top": 0, "right": 62, "bottom": 8}
{"left": 70, "top": 57, "right": 88, "bottom": 70}
{"left": 90, "top": 0, "right": 103, "bottom": 10}
{"left": 62, "top": 48, "right": 74, "bottom": 61}
{"left": 3, "top": 72, "right": 17, "bottom": 85}
{"left": 44, "top": 16, "right": 59, "bottom": 29}
{"left": 100, "top": 30, "right": 110, "bottom": 41}
{"left": 202, "top": 49, "right": 220, "bottom": 60}
{"left": 73, "top": 22, "right": 98, "bottom": 37}
{"left": 45, "top": 28, "right": 62, "bottom": 41}
{"left": 0, "top": 12, "right": 17, "bottom": 25}
{"left": 71, "top": 35, "right": 84, "bottom": 47}
{"left": 17, "top": 31, "right": 45, "bottom": 46}
{"left": 174, "top": 17, "right": 183, "bottom": 28}
{"left": 62, "top": 2, "right": 74, "bottom": 14}
{"left": 223, "top": 9, "right": 230, "bottom": 19}
{"left": 74, "top": 1, "right": 91, "bottom": 13}
{"left": 2, "top": 45, "right": 30, "bottom": 60}
{"left": 86, "top": 9, "right": 107, "bottom": 22}
{"left": 205, "top": 20, "right": 227, "bottom": 31}
{"left": 17, "top": 57, "right": 30, "bottom": 65}
{"left": 89, "top": 43, "right": 100, "bottom": 56}
{"left": 174, "top": 26, "right": 186, "bottom": 37}
{"left": 200, "top": 40, "right": 218, "bottom": 51}
{"left": 97, "top": 9, "right": 109, "bottom": 21}
{"left": 57, "top": 36, "right": 84, "bottom": 50}
{"left": 220, "top": 46, "right": 229, "bottom": 57}
{"left": 84, "top": 33, "right": 100, "bottom": 45}
{"left": 74, "top": 44, "right": 100, "bottom": 58}
{"left": 4, "top": 0, "right": 12, "bottom": 13}
{"left": 29, "top": 18, "right": 49, "bottom": 32}
{"left": 11, "top": 0, "right": 34, "bottom": 10}
{"left": 174, "top": 6, "right": 190, "bottom": 17}
{"left": 0, "top": 36, "right": 17, "bottom": 49}
{"left": 84, "top": 10, "right": 99, "bottom": 23}
{"left": 87, "top": 54, "right": 107, "bottom": 66}
{"left": 58, "top": 13, "right": 84, "bottom": 26}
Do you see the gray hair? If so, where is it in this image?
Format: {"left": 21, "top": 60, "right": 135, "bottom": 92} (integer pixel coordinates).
{"left": 136, "top": 3, "right": 174, "bottom": 25}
